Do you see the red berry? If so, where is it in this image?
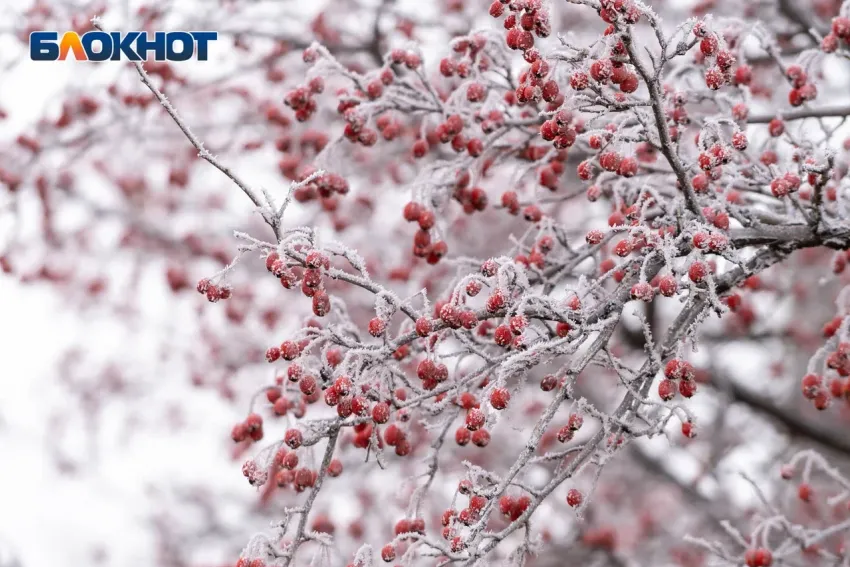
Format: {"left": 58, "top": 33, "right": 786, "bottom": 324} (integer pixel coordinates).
{"left": 471, "top": 429, "right": 491, "bottom": 446}
{"left": 266, "top": 347, "right": 281, "bottom": 362}
{"left": 658, "top": 275, "right": 678, "bottom": 297}
{"left": 540, "top": 375, "right": 558, "bottom": 391}
{"left": 328, "top": 459, "right": 343, "bottom": 477}
{"left": 455, "top": 426, "right": 471, "bottom": 445}
{"left": 381, "top": 544, "right": 396, "bottom": 562}
{"left": 465, "top": 408, "right": 486, "bottom": 431}
{"left": 494, "top": 325, "right": 513, "bottom": 346}
{"left": 368, "top": 317, "right": 386, "bottom": 337}
{"left": 768, "top": 118, "right": 784, "bottom": 137}
{"left": 566, "top": 488, "right": 583, "bottom": 508}
{"left": 658, "top": 378, "right": 676, "bottom": 401}
{"left": 284, "top": 428, "right": 303, "bottom": 449}
{"left": 630, "top": 282, "right": 654, "bottom": 301}
{"left": 299, "top": 375, "right": 317, "bottom": 395}
{"left": 489, "top": 388, "right": 511, "bottom": 409}
{"left": 372, "top": 402, "right": 390, "bottom": 424}
{"left": 688, "top": 261, "right": 708, "bottom": 283}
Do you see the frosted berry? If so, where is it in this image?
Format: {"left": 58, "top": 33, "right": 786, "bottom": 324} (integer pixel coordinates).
{"left": 368, "top": 317, "right": 386, "bottom": 337}
{"left": 658, "top": 275, "right": 678, "bottom": 297}
{"left": 372, "top": 402, "right": 390, "bottom": 424}
{"left": 489, "top": 388, "right": 511, "bottom": 409}
{"left": 312, "top": 290, "right": 331, "bottom": 316}
{"left": 541, "top": 375, "right": 558, "bottom": 391}
{"left": 688, "top": 261, "right": 708, "bottom": 283}
{"left": 455, "top": 426, "right": 471, "bottom": 446}
{"left": 566, "top": 488, "right": 583, "bottom": 508}
{"left": 466, "top": 408, "right": 486, "bottom": 431}
{"left": 658, "top": 378, "right": 676, "bottom": 401}
{"left": 284, "top": 428, "right": 303, "bottom": 449}
{"left": 415, "top": 317, "right": 433, "bottom": 336}
{"left": 494, "top": 325, "right": 513, "bottom": 346}
{"left": 471, "top": 429, "right": 491, "bottom": 446}
{"left": 630, "top": 282, "right": 654, "bottom": 301}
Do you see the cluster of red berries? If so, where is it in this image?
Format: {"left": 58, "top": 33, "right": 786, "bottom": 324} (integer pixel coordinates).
{"left": 389, "top": 48, "right": 423, "bottom": 70}
{"left": 597, "top": 0, "right": 641, "bottom": 25}
{"left": 416, "top": 357, "right": 451, "bottom": 392}
{"left": 697, "top": 142, "right": 734, "bottom": 178}
{"left": 341, "top": 107, "right": 379, "bottom": 147}
{"left": 274, "top": 447, "right": 342, "bottom": 493}
{"left": 240, "top": 459, "right": 268, "bottom": 487}
{"left": 539, "top": 109, "right": 578, "bottom": 150}
{"left": 591, "top": 53, "right": 639, "bottom": 95}
{"left": 435, "top": 301, "right": 481, "bottom": 332}
{"left": 440, "top": 35, "right": 489, "bottom": 80}
{"left": 402, "top": 201, "right": 449, "bottom": 264}
{"left": 769, "top": 171, "right": 802, "bottom": 198}
{"left": 498, "top": 493, "right": 532, "bottom": 521}
{"left": 556, "top": 412, "right": 584, "bottom": 443}
{"left": 291, "top": 169, "right": 349, "bottom": 202}
{"left": 691, "top": 230, "right": 729, "bottom": 254}
{"left": 512, "top": 234, "right": 557, "bottom": 269}
{"left": 692, "top": 23, "right": 737, "bottom": 90}
{"left": 820, "top": 16, "right": 850, "bottom": 53}
{"left": 512, "top": 54, "right": 561, "bottom": 106}
{"left": 453, "top": 398, "right": 492, "bottom": 447}
{"left": 376, "top": 518, "right": 427, "bottom": 563}
{"left": 589, "top": 224, "right": 681, "bottom": 294}
{"left": 694, "top": 207, "right": 729, "bottom": 232}
{"left": 195, "top": 278, "right": 232, "bottom": 303}
{"left": 265, "top": 384, "right": 304, "bottom": 417}
{"left": 231, "top": 412, "right": 264, "bottom": 443}
{"left": 580, "top": 148, "right": 640, "bottom": 181}
{"left": 325, "top": 374, "right": 415, "bottom": 455}
{"left": 439, "top": 481, "right": 497, "bottom": 550}
{"left": 413, "top": 113, "right": 490, "bottom": 161}
{"left": 784, "top": 65, "right": 817, "bottom": 107}
{"left": 490, "top": 0, "right": 550, "bottom": 55}
{"left": 800, "top": 343, "right": 850, "bottom": 411}
{"left": 265, "top": 337, "right": 304, "bottom": 364}
{"left": 453, "top": 182, "right": 489, "bottom": 214}
{"left": 372, "top": 113, "right": 404, "bottom": 142}
{"left": 265, "top": 249, "right": 333, "bottom": 317}
{"left": 283, "top": 77, "right": 323, "bottom": 122}
{"left": 533, "top": 149, "right": 570, "bottom": 191}
{"left": 657, "top": 358, "right": 698, "bottom": 401}
{"left": 493, "top": 314, "right": 530, "bottom": 349}
{"left": 663, "top": 90, "right": 692, "bottom": 132}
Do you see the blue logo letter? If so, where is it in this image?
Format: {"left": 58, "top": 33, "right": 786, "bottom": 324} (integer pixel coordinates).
{"left": 82, "top": 31, "right": 112, "bottom": 61}
{"left": 191, "top": 32, "right": 217, "bottom": 61}
{"left": 30, "top": 31, "right": 59, "bottom": 61}
{"left": 111, "top": 31, "right": 141, "bottom": 61}
{"left": 166, "top": 31, "right": 194, "bottom": 62}
{"left": 135, "top": 31, "right": 167, "bottom": 61}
